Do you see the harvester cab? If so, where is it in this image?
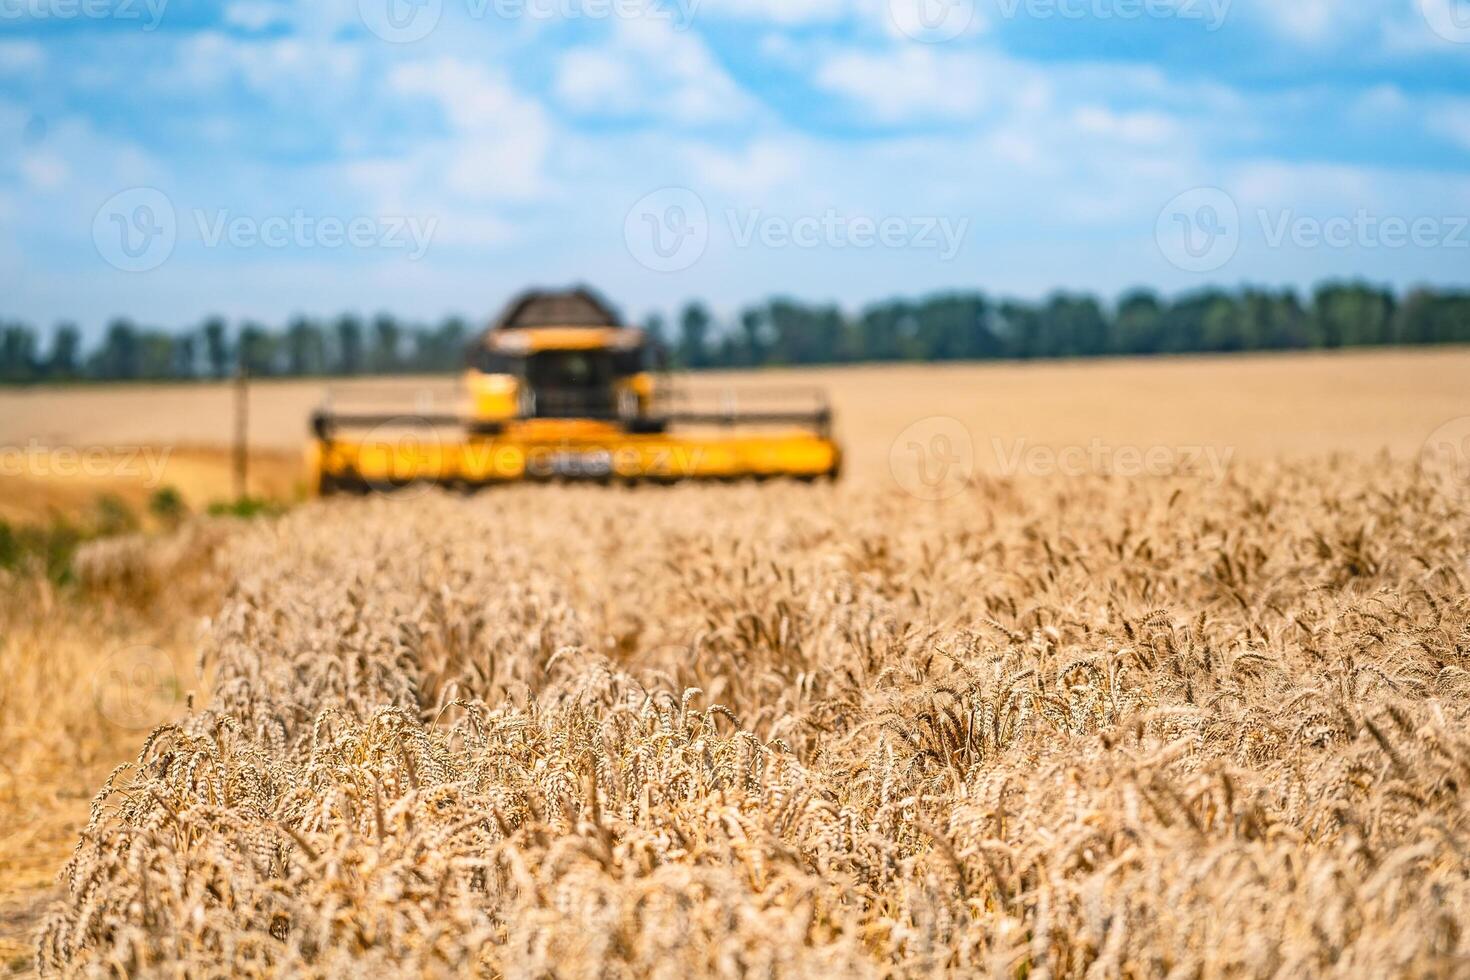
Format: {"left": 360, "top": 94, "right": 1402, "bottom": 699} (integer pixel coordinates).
{"left": 309, "top": 288, "right": 842, "bottom": 494}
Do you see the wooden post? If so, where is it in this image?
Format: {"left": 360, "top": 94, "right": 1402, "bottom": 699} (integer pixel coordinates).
{"left": 233, "top": 361, "right": 248, "bottom": 501}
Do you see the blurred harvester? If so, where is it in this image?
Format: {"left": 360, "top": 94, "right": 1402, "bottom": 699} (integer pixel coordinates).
{"left": 309, "top": 287, "right": 841, "bottom": 494}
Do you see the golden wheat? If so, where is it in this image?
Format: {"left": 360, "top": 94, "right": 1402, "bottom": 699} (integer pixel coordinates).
{"left": 16, "top": 452, "right": 1467, "bottom": 977}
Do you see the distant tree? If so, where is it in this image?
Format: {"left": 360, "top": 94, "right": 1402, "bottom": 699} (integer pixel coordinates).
{"left": 1156, "top": 290, "right": 1231, "bottom": 354}
{"left": 767, "top": 299, "right": 848, "bottom": 365}
{"left": 1200, "top": 294, "right": 1249, "bottom": 352}
{"left": 414, "top": 317, "right": 468, "bottom": 372}
{"left": 172, "top": 332, "right": 198, "bottom": 378}
{"left": 202, "top": 317, "right": 230, "bottom": 379}
{"left": 738, "top": 308, "right": 769, "bottom": 367}
{"left": 1034, "top": 293, "right": 1110, "bottom": 358}
{"left": 914, "top": 293, "right": 1001, "bottom": 361}
{"left": 92, "top": 319, "right": 141, "bottom": 380}
{"left": 0, "top": 323, "right": 38, "bottom": 382}
{"left": 285, "top": 317, "right": 325, "bottom": 376}
{"left": 995, "top": 301, "right": 1042, "bottom": 359}
{"left": 371, "top": 314, "right": 401, "bottom": 374}
{"left": 1114, "top": 290, "right": 1163, "bottom": 355}
{"left": 10, "top": 280, "right": 1470, "bottom": 388}
{"left": 334, "top": 315, "right": 364, "bottom": 375}
{"left": 138, "top": 330, "right": 175, "bottom": 379}
{"left": 1395, "top": 289, "right": 1470, "bottom": 345}
{"left": 856, "top": 301, "right": 912, "bottom": 362}
{"left": 46, "top": 323, "right": 81, "bottom": 380}
{"left": 237, "top": 322, "right": 275, "bottom": 376}
{"left": 1313, "top": 282, "right": 1395, "bottom": 348}
{"left": 641, "top": 314, "right": 670, "bottom": 368}
{"left": 1238, "top": 289, "right": 1311, "bottom": 350}
{"left": 678, "top": 303, "right": 712, "bottom": 369}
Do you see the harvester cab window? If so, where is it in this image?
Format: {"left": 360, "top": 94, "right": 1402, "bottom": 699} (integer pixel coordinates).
{"left": 527, "top": 350, "right": 612, "bottom": 388}
{"left": 525, "top": 349, "right": 617, "bottom": 417}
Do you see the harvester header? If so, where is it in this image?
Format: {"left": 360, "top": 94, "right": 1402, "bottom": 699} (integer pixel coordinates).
{"left": 309, "top": 287, "right": 841, "bottom": 493}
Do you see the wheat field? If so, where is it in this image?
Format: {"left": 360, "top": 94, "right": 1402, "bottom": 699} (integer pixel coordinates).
{"left": 6, "top": 350, "right": 1470, "bottom": 977}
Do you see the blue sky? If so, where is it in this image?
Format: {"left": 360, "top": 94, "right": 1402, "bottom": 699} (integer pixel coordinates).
{"left": 2, "top": 0, "right": 1470, "bottom": 335}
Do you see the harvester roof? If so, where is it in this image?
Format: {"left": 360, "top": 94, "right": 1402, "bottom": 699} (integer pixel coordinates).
{"left": 492, "top": 287, "right": 623, "bottom": 331}
{"left": 477, "top": 287, "right": 641, "bottom": 355}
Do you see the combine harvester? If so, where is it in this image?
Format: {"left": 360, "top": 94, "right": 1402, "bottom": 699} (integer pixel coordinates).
{"left": 309, "top": 288, "right": 841, "bottom": 494}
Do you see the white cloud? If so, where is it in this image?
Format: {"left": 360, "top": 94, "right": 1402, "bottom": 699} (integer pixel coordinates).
{"left": 1242, "top": 0, "right": 1436, "bottom": 51}
{"left": 815, "top": 46, "right": 991, "bottom": 121}
{"left": 553, "top": 18, "right": 754, "bottom": 124}
{"left": 224, "top": 0, "right": 293, "bottom": 30}
{"left": 0, "top": 41, "right": 44, "bottom": 74}
{"left": 1257, "top": 0, "right": 1342, "bottom": 43}
{"left": 389, "top": 59, "right": 551, "bottom": 201}
{"left": 19, "top": 151, "right": 69, "bottom": 191}
{"left": 176, "top": 32, "right": 364, "bottom": 97}
{"left": 1071, "top": 107, "right": 1178, "bottom": 146}
{"left": 1230, "top": 160, "right": 1414, "bottom": 214}
{"left": 699, "top": 0, "right": 852, "bottom": 24}
{"left": 682, "top": 138, "right": 805, "bottom": 197}
{"left": 1424, "top": 98, "right": 1470, "bottom": 152}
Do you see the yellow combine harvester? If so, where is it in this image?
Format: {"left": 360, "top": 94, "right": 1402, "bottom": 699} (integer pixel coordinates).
{"left": 309, "top": 288, "right": 841, "bottom": 494}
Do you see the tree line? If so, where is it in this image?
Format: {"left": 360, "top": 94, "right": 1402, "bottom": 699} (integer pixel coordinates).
{"left": 2, "top": 281, "right": 1467, "bottom": 384}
